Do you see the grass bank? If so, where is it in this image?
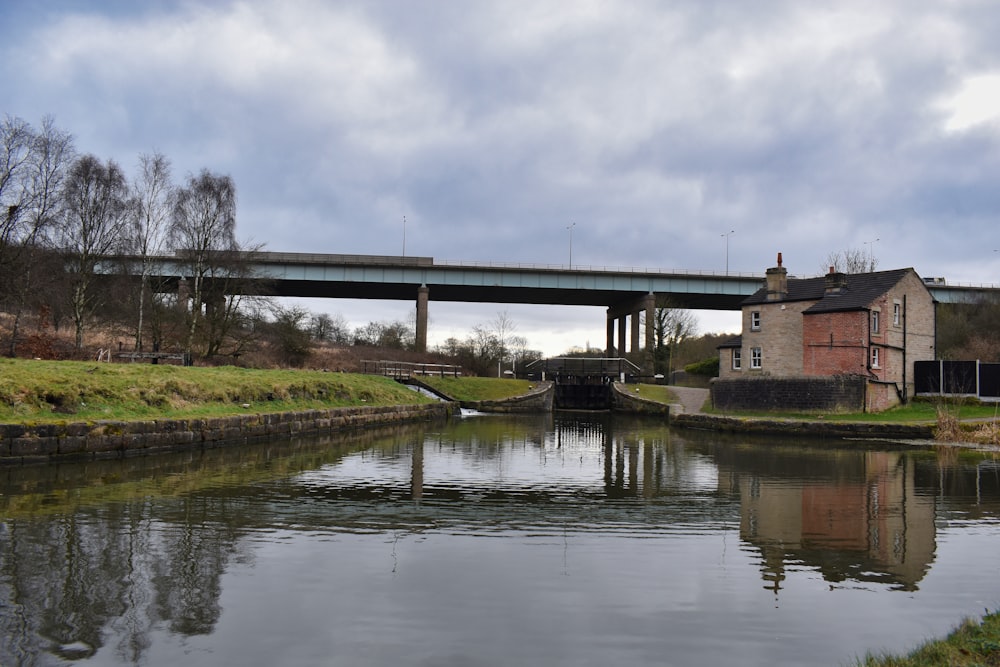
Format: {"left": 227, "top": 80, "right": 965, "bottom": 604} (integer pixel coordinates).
{"left": 854, "top": 610, "right": 1000, "bottom": 666}
{"left": 0, "top": 358, "right": 432, "bottom": 424}
{"left": 705, "top": 399, "right": 1000, "bottom": 445}
{"left": 705, "top": 400, "right": 1000, "bottom": 423}
{"left": 616, "top": 383, "right": 678, "bottom": 404}
{"left": 417, "top": 376, "right": 535, "bottom": 402}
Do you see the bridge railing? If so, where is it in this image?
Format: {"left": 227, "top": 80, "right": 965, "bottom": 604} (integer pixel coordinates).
{"left": 431, "top": 258, "right": 765, "bottom": 278}
{"left": 362, "top": 360, "right": 462, "bottom": 380}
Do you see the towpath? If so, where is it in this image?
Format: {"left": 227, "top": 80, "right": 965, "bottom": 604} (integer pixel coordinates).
{"left": 668, "top": 386, "right": 709, "bottom": 414}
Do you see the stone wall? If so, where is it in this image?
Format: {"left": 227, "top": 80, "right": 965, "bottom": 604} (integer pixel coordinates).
{"left": 461, "top": 382, "right": 554, "bottom": 412}
{"left": 672, "top": 412, "right": 933, "bottom": 439}
{"left": 610, "top": 383, "right": 670, "bottom": 415}
{"left": 739, "top": 300, "right": 813, "bottom": 376}
{"left": 0, "top": 403, "right": 456, "bottom": 464}
{"left": 712, "top": 375, "right": 866, "bottom": 412}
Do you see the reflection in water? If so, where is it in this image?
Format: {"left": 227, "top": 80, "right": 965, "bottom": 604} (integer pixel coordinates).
{"left": 1, "top": 415, "right": 998, "bottom": 666}
{"left": 716, "top": 448, "right": 937, "bottom": 592}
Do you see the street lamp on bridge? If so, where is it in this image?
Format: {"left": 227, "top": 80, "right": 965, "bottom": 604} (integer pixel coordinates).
{"left": 567, "top": 222, "right": 576, "bottom": 268}
{"left": 721, "top": 230, "right": 735, "bottom": 275}
{"left": 864, "top": 238, "right": 880, "bottom": 272}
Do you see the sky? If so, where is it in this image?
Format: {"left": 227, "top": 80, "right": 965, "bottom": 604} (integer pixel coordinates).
{"left": 3, "top": 0, "right": 1000, "bottom": 356}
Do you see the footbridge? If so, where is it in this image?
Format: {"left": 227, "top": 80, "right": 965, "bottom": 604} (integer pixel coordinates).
{"left": 147, "top": 252, "right": 998, "bottom": 354}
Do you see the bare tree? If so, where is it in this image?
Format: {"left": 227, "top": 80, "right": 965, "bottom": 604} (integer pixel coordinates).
{"left": 490, "top": 310, "right": 517, "bottom": 375}
{"left": 644, "top": 303, "right": 698, "bottom": 378}
{"left": 352, "top": 319, "right": 413, "bottom": 349}
{"left": 126, "top": 152, "right": 174, "bottom": 351}
{"left": 5, "top": 117, "right": 74, "bottom": 355}
{"left": 824, "top": 247, "right": 878, "bottom": 274}
{"left": 58, "top": 154, "right": 128, "bottom": 350}
{"left": 470, "top": 324, "right": 502, "bottom": 375}
{"left": 310, "top": 312, "right": 350, "bottom": 344}
{"left": 169, "top": 170, "right": 238, "bottom": 356}
{"left": 0, "top": 115, "right": 35, "bottom": 269}
{"left": 0, "top": 116, "right": 36, "bottom": 355}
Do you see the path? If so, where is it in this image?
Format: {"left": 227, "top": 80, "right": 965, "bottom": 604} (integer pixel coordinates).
{"left": 668, "top": 386, "right": 710, "bottom": 414}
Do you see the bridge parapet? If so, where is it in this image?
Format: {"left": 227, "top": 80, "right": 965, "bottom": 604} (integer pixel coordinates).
{"left": 362, "top": 360, "right": 462, "bottom": 380}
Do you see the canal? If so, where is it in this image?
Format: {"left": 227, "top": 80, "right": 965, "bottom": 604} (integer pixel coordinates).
{"left": 1, "top": 412, "right": 999, "bottom": 666}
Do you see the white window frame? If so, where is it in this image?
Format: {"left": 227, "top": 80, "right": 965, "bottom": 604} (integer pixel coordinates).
{"left": 871, "top": 310, "right": 880, "bottom": 334}
{"left": 750, "top": 311, "right": 761, "bottom": 331}
{"left": 732, "top": 349, "right": 742, "bottom": 370}
{"left": 871, "top": 347, "right": 880, "bottom": 369}
{"left": 750, "top": 347, "right": 762, "bottom": 369}
{"left": 893, "top": 302, "right": 901, "bottom": 326}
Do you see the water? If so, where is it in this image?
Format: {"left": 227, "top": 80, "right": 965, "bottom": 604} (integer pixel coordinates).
{"left": 1, "top": 413, "right": 999, "bottom": 666}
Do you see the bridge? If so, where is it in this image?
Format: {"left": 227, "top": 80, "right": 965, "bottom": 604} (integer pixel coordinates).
{"left": 147, "top": 252, "right": 999, "bottom": 354}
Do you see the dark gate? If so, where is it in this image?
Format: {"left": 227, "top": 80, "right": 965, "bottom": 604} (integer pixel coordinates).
{"left": 524, "top": 357, "right": 642, "bottom": 410}
{"left": 554, "top": 385, "right": 613, "bottom": 410}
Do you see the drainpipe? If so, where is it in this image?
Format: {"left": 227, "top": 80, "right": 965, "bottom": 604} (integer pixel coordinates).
{"left": 865, "top": 307, "right": 874, "bottom": 413}
{"left": 902, "top": 295, "right": 908, "bottom": 404}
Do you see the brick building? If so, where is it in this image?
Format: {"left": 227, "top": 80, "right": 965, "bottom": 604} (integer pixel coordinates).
{"left": 716, "top": 254, "right": 936, "bottom": 412}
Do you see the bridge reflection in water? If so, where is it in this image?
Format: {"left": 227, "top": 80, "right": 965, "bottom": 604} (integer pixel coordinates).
{"left": 1, "top": 415, "right": 998, "bottom": 665}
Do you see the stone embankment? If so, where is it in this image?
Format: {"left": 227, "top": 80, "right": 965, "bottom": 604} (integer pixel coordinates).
{"left": 412, "top": 379, "right": 555, "bottom": 413}
{"left": 663, "top": 386, "right": 939, "bottom": 440}
{"left": 670, "top": 413, "right": 935, "bottom": 440}
{"left": 0, "top": 403, "right": 457, "bottom": 465}
{"left": 610, "top": 383, "right": 670, "bottom": 415}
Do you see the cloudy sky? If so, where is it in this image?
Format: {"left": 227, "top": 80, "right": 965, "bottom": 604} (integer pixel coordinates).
{"left": 3, "top": 0, "right": 1000, "bottom": 355}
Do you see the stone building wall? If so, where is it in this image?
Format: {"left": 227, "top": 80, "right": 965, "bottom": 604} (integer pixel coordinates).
{"left": 712, "top": 375, "right": 866, "bottom": 412}
{"left": 739, "top": 300, "right": 812, "bottom": 376}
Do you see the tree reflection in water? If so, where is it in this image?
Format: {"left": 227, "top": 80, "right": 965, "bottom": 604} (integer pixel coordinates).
{"left": 0, "top": 416, "right": 998, "bottom": 666}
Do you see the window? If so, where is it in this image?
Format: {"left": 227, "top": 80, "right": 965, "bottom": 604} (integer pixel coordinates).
{"left": 750, "top": 347, "right": 762, "bottom": 369}
{"left": 871, "top": 310, "right": 880, "bottom": 334}
{"left": 871, "top": 347, "right": 880, "bottom": 368}
{"left": 893, "top": 302, "right": 901, "bottom": 326}
{"left": 750, "top": 311, "right": 761, "bottom": 331}
{"left": 732, "top": 349, "right": 742, "bottom": 370}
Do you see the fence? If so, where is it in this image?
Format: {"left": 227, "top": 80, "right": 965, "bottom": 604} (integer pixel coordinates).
{"left": 914, "top": 360, "right": 1000, "bottom": 400}
{"left": 362, "top": 360, "right": 462, "bottom": 380}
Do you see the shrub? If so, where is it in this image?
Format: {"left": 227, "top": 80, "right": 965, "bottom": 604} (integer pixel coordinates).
{"left": 685, "top": 357, "right": 719, "bottom": 377}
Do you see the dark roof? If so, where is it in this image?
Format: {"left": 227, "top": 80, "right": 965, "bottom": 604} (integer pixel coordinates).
{"left": 741, "top": 268, "right": 917, "bottom": 313}
{"left": 717, "top": 335, "right": 742, "bottom": 349}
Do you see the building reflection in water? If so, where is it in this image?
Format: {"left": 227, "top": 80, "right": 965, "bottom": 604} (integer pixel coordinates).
{"left": 713, "top": 446, "right": 937, "bottom": 593}
{"left": 1, "top": 416, "right": 998, "bottom": 665}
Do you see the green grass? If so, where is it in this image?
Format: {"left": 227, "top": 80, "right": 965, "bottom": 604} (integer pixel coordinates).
{"left": 705, "top": 399, "right": 1000, "bottom": 423}
{"left": 0, "top": 358, "right": 433, "bottom": 424}
{"left": 854, "top": 610, "right": 1000, "bottom": 666}
{"left": 418, "top": 376, "right": 535, "bottom": 402}
{"left": 618, "top": 383, "right": 678, "bottom": 404}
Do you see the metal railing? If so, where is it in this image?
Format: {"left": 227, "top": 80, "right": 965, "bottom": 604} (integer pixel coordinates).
{"left": 362, "top": 360, "right": 462, "bottom": 380}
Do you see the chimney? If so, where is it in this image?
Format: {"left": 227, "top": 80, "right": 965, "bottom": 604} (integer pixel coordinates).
{"left": 765, "top": 252, "right": 788, "bottom": 301}
{"left": 825, "top": 265, "right": 848, "bottom": 294}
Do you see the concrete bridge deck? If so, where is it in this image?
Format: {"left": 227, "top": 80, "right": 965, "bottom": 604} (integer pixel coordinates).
{"left": 134, "top": 251, "right": 999, "bottom": 355}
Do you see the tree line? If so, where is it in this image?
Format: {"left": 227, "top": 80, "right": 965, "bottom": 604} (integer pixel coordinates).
{"left": 3, "top": 113, "right": 730, "bottom": 372}
{"left": 1, "top": 114, "right": 265, "bottom": 360}
{"left": 1, "top": 115, "right": 556, "bottom": 370}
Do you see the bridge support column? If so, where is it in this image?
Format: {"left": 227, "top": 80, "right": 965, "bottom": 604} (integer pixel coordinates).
{"left": 618, "top": 317, "right": 627, "bottom": 356}
{"left": 607, "top": 293, "right": 658, "bottom": 361}
{"left": 643, "top": 292, "right": 656, "bottom": 376}
{"left": 415, "top": 285, "right": 429, "bottom": 352}
{"left": 630, "top": 310, "right": 640, "bottom": 354}
{"left": 606, "top": 315, "right": 615, "bottom": 355}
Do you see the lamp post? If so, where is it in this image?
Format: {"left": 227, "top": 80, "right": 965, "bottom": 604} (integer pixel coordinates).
{"left": 567, "top": 222, "right": 576, "bottom": 268}
{"left": 864, "top": 238, "right": 879, "bottom": 272}
{"left": 402, "top": 215, "right": 406, "bottom": 257}
{"left": 721, "top": 230, "right": 735, "bottom": 275}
